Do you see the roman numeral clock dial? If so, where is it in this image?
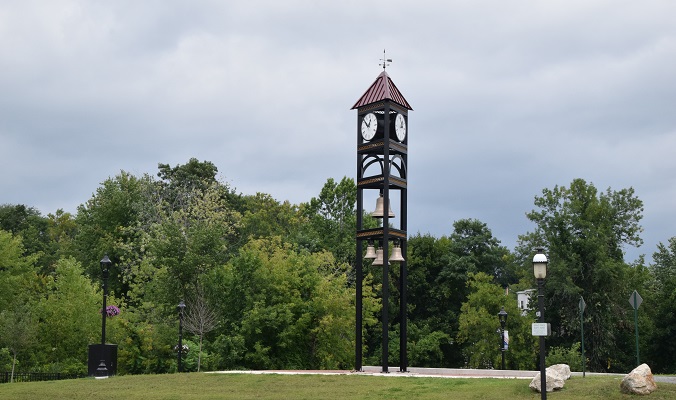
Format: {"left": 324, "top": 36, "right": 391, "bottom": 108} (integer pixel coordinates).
{"left": 361, "top": 112, "right": 378, "bottom": 141}
{"left": 395, "top": 113, "right": 406, "bottom": 141}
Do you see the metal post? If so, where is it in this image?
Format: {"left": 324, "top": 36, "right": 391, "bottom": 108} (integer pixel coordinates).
{"left": 538, "top": 278, "right": 546, "bottom": 400}
{"left": 381, "top": 104, "right": 391, "bottom": 374}
{"left": 355, "top": 120, "right": 364, "bottom": 372}
{"left": 178, "top": 300, "right": 185, "bottom": 372}
{"left": 96, "top": 255, "right": 111, "bottom": 378}
{"left": 356, "top": 240, "right": 363, "bottom": 371}
{"left": 628, "top": 290, "right": 642, "bottom": 367}
{"left": 399, "top": 186, "right": 407, "bottom": 373}
{"left": 399, "top": 238, "right": 407, "bottom": 372}
{"left": 381, "top": 236, "right": 389, "bottom": 373}
{"left": 498, "top": 306, "right": 507, "bottom": 370}
{"left": 501, "top": 328, "right": 506, "bottom": 370}
{"left": 634, "top": 295, "right": 640, "bottom": 366}
{"left": 101, "top": 270, "right": 108, "bottom": 347}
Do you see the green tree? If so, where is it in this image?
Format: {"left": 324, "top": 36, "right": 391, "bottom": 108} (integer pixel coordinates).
{"left": 647, "top": 237, "right": 676, "bottom": 373}
{"left": 435, "top": 219, "right": 512, "bottom": 322}
{"left": 518, "top": 178, "right": 644, "bottom": 372}
{"left": 156, "top": 158, "right": 221, "bottom": 212}
{"left": 35, "top": 257, "right": 102, "bottom": 373}
{"left": 148, "top": 180, "right": 240, "bottom": 304}
{"left": 405, "top": 233, "right": 456, "bottom": 366}
{"left": 404, "top": 220, "right": 513, "bottom": 368}
{"left": 0, "top": 204, "right": 57, "bottom": 272}
{"left": 74, "top": 170, "right": 147, "bottom": 297}
{"left": 0, "top": 230, "right": 38, "bottom": 311}
{"left": 449, "top": 219, "right": 513, "bottom": 287}
{"left": 456, "top": 272, "right": 535, "bottom": 369}
{"left": 0, "top": 302, "right": 37, "bottom": 381}
{"left": 300, "top": 177, "right": 377, "bottom": 268}
{"left": 107, "top": 310, "right": 176, "bottom": 375}
{"left": 207, "top": 237, "right": 359, "bottom": 370}
{"left": 237, "top": 193, "right": 301, "bottom": 247}
{"left": 0, "top": 230, "right": 41, "bottom": 377}
{"left": 46, "top": 209, "right": 78, "bottom": 260}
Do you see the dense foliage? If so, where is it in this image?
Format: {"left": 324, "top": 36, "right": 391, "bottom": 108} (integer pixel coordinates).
{"left": 1, "top": 160, "right": 674, "bottom": 376}
{"left": 516, "top": 179, "right": 649, "bottom": 372}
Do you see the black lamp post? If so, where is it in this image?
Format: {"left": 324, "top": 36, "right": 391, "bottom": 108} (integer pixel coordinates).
{"left": 177, "top": 300, "right": 186, "bottom": 372}
{"left": 533, "top": 248, "right": 549, "bottom": 400}
{"left": 96, "top": 254, "right": 112, "bottom": 378}
{"left": 498, "top": 306, "right": 508, "bottom": 370}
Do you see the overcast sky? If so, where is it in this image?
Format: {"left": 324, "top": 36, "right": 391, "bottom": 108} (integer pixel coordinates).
{"left": 1, "top": 1, "right": 674, "bottom": 263}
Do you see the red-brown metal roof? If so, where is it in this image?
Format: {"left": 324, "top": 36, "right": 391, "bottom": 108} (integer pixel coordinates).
{"left": 351, "top": 71, "right": 413, "bottom": 110}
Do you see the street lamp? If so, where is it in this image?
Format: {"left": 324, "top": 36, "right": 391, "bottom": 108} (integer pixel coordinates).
{"left": 177, "top": 300, "right": 186, "bottom": 372}
{"left": 96, "top": 254, "right": 112, "bottom": 378}
{"left": 498, "top": 306, "right": 508, "bottom": 370}
{"left": 533, "top": 248, "right": 548, "bottom": 400}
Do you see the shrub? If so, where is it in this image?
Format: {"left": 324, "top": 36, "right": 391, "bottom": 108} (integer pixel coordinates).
{"left": 547, "top": 342, "right": 583, "bottom": 371}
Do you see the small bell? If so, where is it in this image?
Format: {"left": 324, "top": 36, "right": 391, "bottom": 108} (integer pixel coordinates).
{"left": 372, "top": 248, "right": 385, "bottom": 266}
{"left": 371, "top": 194, "right": 395, "bottom": 218}
{"left": 389, "top": 244, "right": 405, "bottom": 263}
{"left": 364, "top": 242, "right": 377, "bottom": 259}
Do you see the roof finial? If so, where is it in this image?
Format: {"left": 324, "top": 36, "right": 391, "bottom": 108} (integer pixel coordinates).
{"left": 380, "top": 49, "right": 392, "bottom": 70}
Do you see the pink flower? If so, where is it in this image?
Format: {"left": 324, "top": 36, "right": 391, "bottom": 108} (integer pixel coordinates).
{"left": 100, "top": 305, "right": 121, "bottom": 317}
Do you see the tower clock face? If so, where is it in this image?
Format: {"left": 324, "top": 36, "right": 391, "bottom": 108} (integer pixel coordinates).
{"left": 395, "top": 113, "right": 406, "bottom": 141}
{"left": 361, "top": 113, "right": 378, "bottom": 141}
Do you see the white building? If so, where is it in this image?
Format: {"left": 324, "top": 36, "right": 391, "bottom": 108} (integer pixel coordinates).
{"left": 516, "top": 289, "right": 536, "bottom": 315}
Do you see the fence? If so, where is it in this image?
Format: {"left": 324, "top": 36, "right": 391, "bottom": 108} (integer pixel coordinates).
{"left": 0, "top": 372, "right": 85, "bottom": 384}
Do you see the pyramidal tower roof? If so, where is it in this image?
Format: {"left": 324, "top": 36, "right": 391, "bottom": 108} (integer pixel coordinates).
{"left": 351, "top": 70, "right": 413, "bottom": 110}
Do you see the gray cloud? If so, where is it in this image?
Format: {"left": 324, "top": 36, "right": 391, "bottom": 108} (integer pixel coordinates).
{"left": 1, "top": 1, "right": 674, "bottom": 263}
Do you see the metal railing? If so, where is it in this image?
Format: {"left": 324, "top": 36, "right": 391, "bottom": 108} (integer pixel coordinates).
{"left": 0, "top": 372, "right": 85, "bottom": 384}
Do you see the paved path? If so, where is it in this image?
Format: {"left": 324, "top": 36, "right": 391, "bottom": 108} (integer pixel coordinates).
{"left": 362, "top": 366, "right": 537, "bottom": 379}
{"left": 211, "top": 366, "right": 676, "bottom": 383}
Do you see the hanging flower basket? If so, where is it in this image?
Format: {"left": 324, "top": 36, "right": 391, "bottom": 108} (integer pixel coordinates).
{"left": 100, "top": 305, "right": 121, "bottom": 317}
{"left": 174, "top": 344, "right": 190, "bottom": 355}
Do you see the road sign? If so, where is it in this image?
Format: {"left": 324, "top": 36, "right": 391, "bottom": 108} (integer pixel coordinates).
{"left": 629, "top": 290, "right": 643, "bottom": 310}
{"left": 532, "top": 323, "right": 551, "bottom": 336}
{"left": 629, "top": 290, "right": 643, "bottom": 365}
{"left": 579, "top": 297, "right": 586, "bottom": 313}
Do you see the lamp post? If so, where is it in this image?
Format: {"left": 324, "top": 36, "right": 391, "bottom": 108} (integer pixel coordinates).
{"left": 177, "top": 300, "right": 186, "bottom": 372}
{"left": 96, "top": 254, "right": 112, "bottom": 378}
{"left": 498, "top": 306, "right": 508, "bottom": 370}
{"left": 533, "top": 248, "right": 548, "bottom": 400}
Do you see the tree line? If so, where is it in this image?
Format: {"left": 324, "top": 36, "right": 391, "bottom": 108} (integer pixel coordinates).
{"left": 1, "top": 158, "right": 675, "bottom": 376}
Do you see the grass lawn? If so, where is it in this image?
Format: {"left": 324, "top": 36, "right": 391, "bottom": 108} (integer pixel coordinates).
{"left": 0, "top": 372, "right": 674, "bottom": 400}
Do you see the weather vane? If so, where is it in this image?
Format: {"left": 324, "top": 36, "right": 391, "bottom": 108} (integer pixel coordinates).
{"left": 380, "top": 49, "right": 392, "bottom": 70}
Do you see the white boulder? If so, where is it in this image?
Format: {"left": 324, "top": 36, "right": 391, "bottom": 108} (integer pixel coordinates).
{"left": 620, "top": 364, "right": 657, "bottom": 395}
{"left": 548, "top": 364, "right": 572, "bottom": 380}
{"left": 529, "top": 364, "right": 571, "bottom": 393}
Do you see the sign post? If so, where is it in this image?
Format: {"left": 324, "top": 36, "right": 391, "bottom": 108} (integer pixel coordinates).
{"left": 579, "top": 296, "right": 586, "bottom": 377}
{"left": 629, "top": 290, "right": 643, "bottom": 366}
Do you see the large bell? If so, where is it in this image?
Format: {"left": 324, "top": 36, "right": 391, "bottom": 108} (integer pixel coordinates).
{"left": 389, "top": 244, "right": 405, "bottom": 263}
{"left": 371, "top": 194, "right": 395, "bottom": 218}
{"left": 364, "top": 242, "right": 377, "bottom": 259}
{"left": 372, "top": 248, "right": 385, "bottom": 266}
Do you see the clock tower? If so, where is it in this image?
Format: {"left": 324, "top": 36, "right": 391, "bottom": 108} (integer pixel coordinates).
{"left": 352, "top": 66, "right": 412, "bottom": 373}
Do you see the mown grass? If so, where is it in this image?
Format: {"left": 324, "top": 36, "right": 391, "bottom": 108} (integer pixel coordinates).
{"left": 0, "top": 372, "right": 674, "bottom": 400}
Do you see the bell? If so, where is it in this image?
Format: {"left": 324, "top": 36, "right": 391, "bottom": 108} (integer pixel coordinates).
{"left": 372, "top": 248, "right": 385, "bottom": 266}
{"left": 371, "top": 194, "right": 395, "bottom": 218}
{"left": 389, "top": 244, "right": 405, "bottom": 263}
{"left": 364, "top": 243, "right": 377, "bottom": 259}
